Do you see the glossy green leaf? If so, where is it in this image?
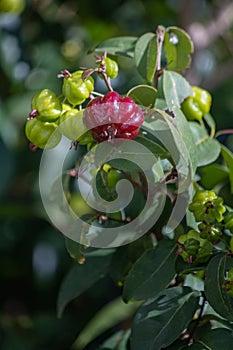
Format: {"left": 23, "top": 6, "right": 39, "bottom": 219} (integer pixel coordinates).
{"left": 164, "top": 26, "right": 194, "bottom": 72}
{"left": 131, "top": 286, "right": 200, "bottom": 349}
{"left": 198, "top": 328, "right": 233, "bottom": 350}
{"left": 204, "top": 253, "right": 233, "bottom": 321}
{"left": 134, "top": 32, "right": 157, "bottom": 83}
{"left": 94, "top": 36, "right": 138, "bottom": 58}
{"left": 136, "top": 135, "right": 171, "bottom": 161}
{"left": 189, "top": 122, "right": 221, "bottom": 167}
{"left": 199, "top": 164, "right": 228, "bottom": 190}
{"left": 163, "top": 71, "right": 192, "bottom": 110}
{"left": 97, "top": 330, "right": 130, "bottom": 350}
{"left": 127, "top": 85, "right": 157, "bottom": 107}
{"left": 123, "top": 239, "right": 177, "bottom": 302}
{"left": 172, "top": 106, "right": 197, "bottom": 175}
{"left": 65, "top": 237, "right": 87, "bottom": 263}
{"left": 57, "top": 253, "right": 112, "bottom": 318}
{"left": 196, "top": 138, "right": 221, "bottom": 167}
{"left": 72, "top": 297, "right": 139, "bottom": 350}
{"left": 221, "top": 145, "right": 233, "bottom": 193}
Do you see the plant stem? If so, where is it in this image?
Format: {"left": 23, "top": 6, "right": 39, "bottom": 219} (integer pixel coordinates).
{"left": 187, "top": 292, "right": 206, "bottom": 344}
{"left": 154, "top": 25, "right": 165, "bottom": 89}
{"left": 215, "top": 129, "right": 233, "bottom": 138}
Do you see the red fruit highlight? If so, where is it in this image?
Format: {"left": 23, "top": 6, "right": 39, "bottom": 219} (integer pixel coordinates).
{"left": 83, "top": 91, "right": 144, "bottom": 142}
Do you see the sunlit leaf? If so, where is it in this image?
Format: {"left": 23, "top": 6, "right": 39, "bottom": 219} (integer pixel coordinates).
{"left": 127, "top": 85, "right": 157, "bottom": 106}
{"left": 163, "top": 71, "right": 192, "bottom": 110}
{"left": 134, "top": 32, "right": 157, "bottom": 83}
{"left": 94, "top": 36, "right": 137, "bottom": 58}
{"left": 164, "top": 26, "right": 194, "bottom": 72}
{"left": 189, "top": 122, "right": 221, "bottom": 167}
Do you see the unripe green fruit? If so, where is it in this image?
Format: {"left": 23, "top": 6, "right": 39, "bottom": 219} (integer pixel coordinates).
{"left": 198, "top": 222, "right": 222, "bottom": 242}
{"left": 224, "top": 212, "right": 233, "bottom": 233}
{"left": 0, "top": 0, "right": 25, "bottom": 13}
{"left": 31, "top": 89, "right": 62, "bottom": 122}
{"left": 59, "top": 109, "right": 87, "bottom": 140}
{"left": 103, "top": 164, "right": 123, "bottom": 190}
{"left": 195, "top": 240, "right": 212, "bottom": 263}
{"left": 62, "top": 70, "right": 94, "bottom": 106}
{"left": 189, "top": 190, "right": 226, "bottom": 222}
{"left": 25, "top": 118, "right": 61, "bottom": 149}
{"left": 228, "top": 268, "right": 233, "bottom": 280}
{"left": 178, "top": 230, "right": 212, "bottom": 264}
{"left": 181, "top": 86, "right": 212, "bottom": 121}
{"left": 103, "top": 57, "right": 119, "bottom": 79}
{"left": 184, "top": 238, "right": 200, "bottom": 256}
{"left": 69, "top": 193, "right": 94, "bottom": 217}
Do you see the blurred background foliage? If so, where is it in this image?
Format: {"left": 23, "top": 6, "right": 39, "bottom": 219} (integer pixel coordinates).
{"left": 0, "top": 0, "right": 233, "bottom": 349}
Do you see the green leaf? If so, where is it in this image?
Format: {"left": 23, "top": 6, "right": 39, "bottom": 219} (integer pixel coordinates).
{"left": 163, "top": 71, "right": 192, "bottom": 110}
{"left": 134, "top": 32, "right": 157, "bottom": 83}
{"left": 189, "top": 122, "right": 221, "bottom": 167}
{"left": 97, "top": 330, "right": 131, "bottom": 350}
{"left": 221, "top": 145, "right": 233, "bottom": 193}
{"left": 131, "top": 286, "right": 200, "bottom": 349}
{"left": 204, "top": 253, "right": 233, "bottom": 322}
{"left": 65, "top": 237, "right": 87, "bottom": 263}
{"left": 94, "top": 36, "right": 138, "bottom": 58}
{"left": 72, "top": 297, "right": 139, "bottom": 350}
{"left": 136, "top": 135, "right": 171, "bottom": 161}
{"left": 127, "top": 85, "right": 157, "bottom": 107}
{"left": 57, "top": 253, "right": 112, "bottom": 318}
{"left": 199, "top": 164, "right": 229, "bottom": 190}
{"left": 164, "top": 26, "right": 194, "bottom": 72}
{"left": 172, "top": 106, "right": 197, "bottom": 176}
{"left": 198, "top": 328, "right": 233, "bottom": 350}
{"left": 196, "top": 138, "right": 221, "bottom": 167}
{"left": 110, "top": 235, "right": 154, "bottom": 285}
{"left": 123, "top": 239, "right": 177, "bottom": 302}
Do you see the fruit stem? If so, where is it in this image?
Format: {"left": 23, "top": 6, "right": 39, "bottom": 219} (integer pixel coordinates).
{"left": 102, "top": 73, "right": 113, "bottom": 91}
{"left": 154, "top": 25, "right": 165, "bottom": 89}
{"left": 215, "top": 129, "right": 233, "bottom": 138}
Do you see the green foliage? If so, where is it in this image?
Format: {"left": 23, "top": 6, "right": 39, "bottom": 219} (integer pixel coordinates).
{"left": 131, "top": 287, "right": 200, "bottom": 349}
{"left": 164, "top": 26, "right": 194, "bottom": 72}
{"left": 134, "top": 32, "right": 157, "bottom": 83}
{"left": 2, "top": 4, "right": 233, "bottom": 348}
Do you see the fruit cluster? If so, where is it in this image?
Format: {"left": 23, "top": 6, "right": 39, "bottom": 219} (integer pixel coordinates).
{"left": 177, "top": 189, "right": 233, "bottom": 264}
{"left": 177, "top": 229, "right": 212, "bottom": 264}
{"left": 25, "top": 56, "right": 144, "bottom": 150}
